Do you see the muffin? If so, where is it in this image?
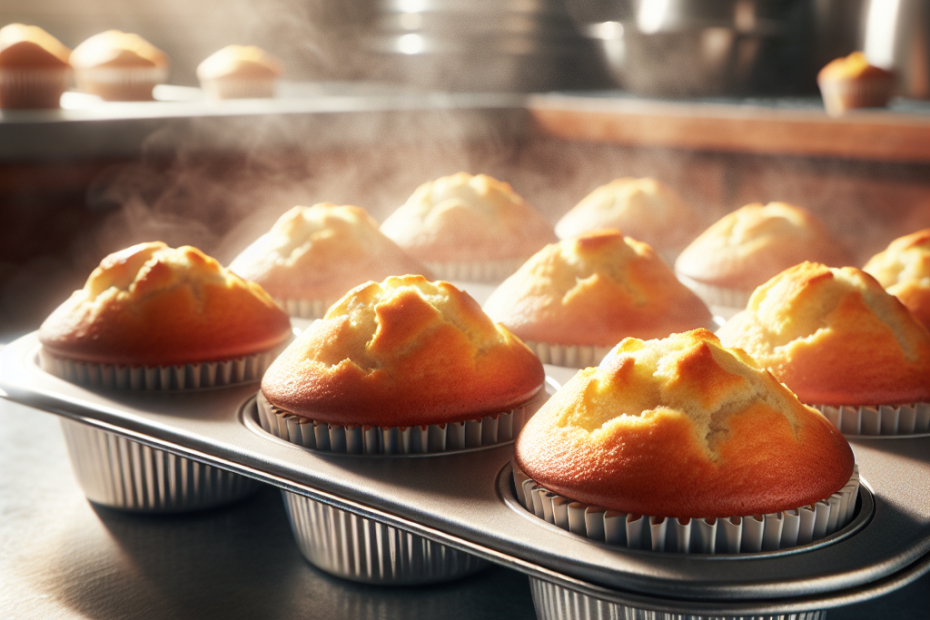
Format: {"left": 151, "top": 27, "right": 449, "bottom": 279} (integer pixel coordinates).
{"left": 197, "top": 45, "right": 282, "bottom": 100}
{"left": 717, "top": 262, "right": 930, "bottom": 435}
{"left": 258, "top": 274, "right": 545, "bottom": 583}
{"left": 37, "top": 241, "right": 293, "bottom": 512}
{"left": 380, "top": 173, "right": 556, "bottom": 282}
{"left": 483, "top": 230, "right": 712, "bottom": 367}
{"left": 818, "top": 52, "right": 895, "bottom": 117}
{"left": 0, "top": 24, "right": 71, "bottom": 109}
{"left": 229, "top": 203, "right": 431, "bottom": 319}
{"left": 515, "top": 328, "right": 858, "bottom": 553}
{"left": 863, "top": 229, "right": 930, "bottom": 331}
{"left": 675, "top": 202, "right": 849, "bottom": 310}
{"left": 555, "top": 177, "right": 700, "bottom": 264}
{"left": 70, "top": 30, "right": 168, "bottom": 101}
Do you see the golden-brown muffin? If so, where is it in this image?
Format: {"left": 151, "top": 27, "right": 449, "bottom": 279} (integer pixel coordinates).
{"left": 380, "top": 173, "right": 556, "bottom": 282}
{"left": 229, "top": 204, "right": 431, "bottom": 318}
{"left": 863, "top": 229, "right": 930, "bottom": 331}
{"left": 197, "top": 45, "right": 282, "bottom": 100}
{"left": 70, "top": 30, "right": 169, "bottom": 100}
{"left": 555, "top": 177, "right": 699, "bottom": 260}
{"left": 261, "top": 275, "right": 545, "bottom": 427}
{"left": 818, "top": 52, "right": 895, "bottom": 117}
{"left": 515, "top": 329, "right": 854, "bottom": 518}
{"left": 39, "top": 241, "right": 292, "bottom": 367}
{"left": 0, "top": 24, "right": 71, "bottom": 109}
{"left": 675, "top": 202, "right": 849, "bottom": 308}
{"left": 484, "top": 230, "right": 711, "bottom": 348}
{"left": 717, "top": 262, "right": 930, "bottom": 407}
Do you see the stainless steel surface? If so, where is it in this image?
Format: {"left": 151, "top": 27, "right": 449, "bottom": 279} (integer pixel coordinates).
{"left": 2, "top": 332, "right": 930, "bottom": 615}
{"left": 863, "top": 0, "right": 930, "bottom": 99}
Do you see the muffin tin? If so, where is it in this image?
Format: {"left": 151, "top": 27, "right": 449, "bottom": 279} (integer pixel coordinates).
{"left": 2, "top": 331, "right": 930, "bottom": 619}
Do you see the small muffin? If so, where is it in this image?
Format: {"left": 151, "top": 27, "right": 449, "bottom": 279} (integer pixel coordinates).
{"left": 38, "top": 241, "right": 292, "bottom": 512}
{"left": 515, "top": 329, "right": 856, "bottom": 552}
{"left": 818, "top": 52, "right": 895, "bottom": 117}
{"left": 197, "top": 45, "right": 282, "bottom": 100}
{"left": 863, "top": 229, "right": 930, "bottom": 331}
{"left": 718, "top": 262, "right": 930, "bottom": 434}
{"left": 555, "top": 177, "right": 700, "bottom": 264}
{"left": 484, "top": 230, "right": 712, "bottom": 367}
{"left": 260, "top": 275, "right": 544, "bottom": 435}
{"left": 380, "top": 173, "right": 556, "bottom": 282}
{"left": 229, "top": 203, "right": 432, "bottom": 319}
{"left": 39, "top": 241, "right": 292, "bottom": 383}
{"left": 675, "top": 202, "right": 849, "bottom": 310}
{"left": 0, "top": 24, "right": 71, "bottom": 109}
{"left": 70, "top": 30, "right": 169, "bottom": 101}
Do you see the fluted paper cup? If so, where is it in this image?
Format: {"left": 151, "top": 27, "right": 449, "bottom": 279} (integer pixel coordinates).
{"left": 675, "top": 272, "right": 753, "bottom": 311}
{"left": 424, "top": 258, "right": 526, "bottom": 284}
{"left": 813, "top": 402, "right": 930, "bottom": 436}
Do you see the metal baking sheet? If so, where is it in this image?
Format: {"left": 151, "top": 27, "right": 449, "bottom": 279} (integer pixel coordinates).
{"left": 2, "top": 332, "right": 929, "bottom": 616}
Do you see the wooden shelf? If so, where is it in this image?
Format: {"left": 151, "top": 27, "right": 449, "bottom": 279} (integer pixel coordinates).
{"left": 526, "top": 94, "right": 930, "bottom": 163}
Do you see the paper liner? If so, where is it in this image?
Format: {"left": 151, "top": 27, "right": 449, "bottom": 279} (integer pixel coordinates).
{"left": 425, "top": 258, "right": 526, "bottom": 283}
{"left": 525, "top": 341, "right": 615, "bottom": 369}
{"left": 818, "top": 77, "right": 894, "bottom": 117}
{"left": 275, "top": 297, "right": 331, "bottom": 320}
{"left": 39, "top": 347, "right": 279, "bottom": 391}
{"left": 75, "top": 66, "right": 167, "bottom": 100}
{"left": 814, "top": 402, "right": 930, "bottom": 436}
{"left": 513, "top": 463, "right": 859, "bottom": 554}
{"left": 257, "top": 390, "right": 536, "bottom": 454}
{"left": 0, "top": 67, "right": 70, "bottom": 109}
{"left": 281, "top": 491, "right": 489, "bottom": 585}
{"left": 200, "top": 77, "right": 276, "bottom": 100}
{"left": 60, "top": 419, "right": 261, "bottom": 512}
{"left": 529, "top": 577, "right": 827, "bottom": 620}
{"left": 675, "top": 272, "right": 753, "bottom": 310}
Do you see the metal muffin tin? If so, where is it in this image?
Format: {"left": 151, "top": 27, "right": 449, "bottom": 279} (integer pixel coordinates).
{"left": 2, "top": 332, "right": 930, "bottom": 618}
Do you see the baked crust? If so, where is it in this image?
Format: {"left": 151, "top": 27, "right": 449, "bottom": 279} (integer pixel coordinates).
{"left": 39, "top": 242, "right": 292, "bottom": 366}
{"left": 484, "top": 230, "right": 711, "bottom": 346}
{"left": 229, "top": 204, "right": 431, "bottom": 303}
{"left": 70, "top": 31, "right": 168, "bottom": 69}
{"left": 514, "top": 329, "right": 854, "bottom": 518}
{"left": 380, "top": 173, "right": 556, "bottom": 262}
{"left": 0, "top": 24, "right": 70, "bottom": 68}
{"left": 555, "top": 177, "right": 699, "bottom": 249}
{"left": 717, "top": 262, "right": 930, "bottom": 406}
{"left": 863, "top": 229, "right": 930, "bottom": 330}
{"left": 261, "top": 275, "right": 545, "bottom": 426}
{"left": 674, "top": 202, "right": 849, "bottom": 290}
{"left": 818, "top": 51, "right": 894, "bottom": 82}
{"left": 197, "top": 45, "right": 282, "bottom": 80}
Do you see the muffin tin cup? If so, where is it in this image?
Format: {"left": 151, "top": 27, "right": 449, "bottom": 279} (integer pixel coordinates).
{"left": 814, "top": 402, "right": 930, "bottom": 436}
{"left": 818, "top": 78, "right": 895, "bottom": 117}
{"left": 0, "top": 67, "right": 71, "bottom": 109}
{"left": 528, "top": 578, "right": 828, "bottom": 620}
{"left": 425, "top": 258, "right": 527, "bottom": 283}
{"left": 200, "top": 77, "right": 276, "bottom": 100}
{"left": 513, "top": 463, "right": 860, "bottom": 555}
{"left": 39, "top": 347, "right": 281, "bottom": 512}
{"left": 258, "top": 389, "right": 545, "bottom": 583}
{"left": 675, "top": 272, "right": 753, "bottom": 311}
{"left": 275, "top": 297, "right": 331, "bottom": 320}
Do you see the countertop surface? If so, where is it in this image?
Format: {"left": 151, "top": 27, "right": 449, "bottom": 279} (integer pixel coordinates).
{"left": 1, "top": 386, "right": 928, "bottom": 619}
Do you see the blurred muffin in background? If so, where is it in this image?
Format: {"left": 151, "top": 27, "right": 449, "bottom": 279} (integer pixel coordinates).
{"left": 484, "top": 230, "right": 711, "bottom": 367}
{"left": 229, "top": 203, "right": 431, "bottom": 319}
{"left": 381, "top": 172, "right": 556, "bottom": 283}
{"left": 675, "top": 202, "right": 850, "bottom": 311}
{"left": 0, "top": 24, "right": 71, "bottom": 109}
{"left": 555, "top": 177, "right": 700, "bottom": 265}
{"left": 71, "top": 30, "right": 168, "bottom": 101}
{"left": 863, "top": 228, "right": 930, "bottom": 331}
{"left": 818, "top": 51, "right": 895, "bottom": 117}
{"left": 197, "top": 45, "right": 282, "bottom": 100}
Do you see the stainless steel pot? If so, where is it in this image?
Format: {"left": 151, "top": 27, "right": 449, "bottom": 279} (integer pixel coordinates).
{"left": 863, "top": 0, "right": 930, "bottom": 99}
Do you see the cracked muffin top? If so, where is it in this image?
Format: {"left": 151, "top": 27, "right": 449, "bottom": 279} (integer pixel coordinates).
{"left": 39, "top": 241, "right": 292, "bottom": 366}
{"left": 260, "top": 275, "right": 545, "bottom": 427}
{"left": 514, "top": 329, "right": 853, "bottom": 518}
{"left": 863, "top": 229, "right": 930, "bottom": 332}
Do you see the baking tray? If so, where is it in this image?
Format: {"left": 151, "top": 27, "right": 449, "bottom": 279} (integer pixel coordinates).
{"left": 2, "top": 331, "right": 929, "bottom": 617}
